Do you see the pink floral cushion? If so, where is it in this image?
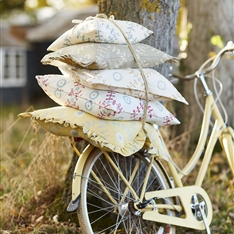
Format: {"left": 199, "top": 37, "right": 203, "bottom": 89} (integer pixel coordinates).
{"left": 36, "top": 75, "right": 180, "bottom": 126}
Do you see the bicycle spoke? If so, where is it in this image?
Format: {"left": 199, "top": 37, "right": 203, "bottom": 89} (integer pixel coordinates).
{"left": 86, "top": 175, "right": 135, "bottom": 202}
{"left": 87, "top": 188, "right": 116, "bottom": 205}
{"left": 90, "top": 208, "right": 114, "bottom": 225}
{"left": 86, "top": 202, "right": 114, "bottom": 214}
{"left": 96, "top": 216, "right": 129, "bottom": 234}
{"left": 96, "top": 155, "right": 121, "bottom": 194}
{"left": 131, "top": 161, "right": 148, "bottom": 194}
{"left": 78, "top": 149, "right": 175, "bottom": 234}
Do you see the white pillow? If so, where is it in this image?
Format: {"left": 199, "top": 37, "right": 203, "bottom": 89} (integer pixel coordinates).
{"left": 42, "top": 43, "right": 177, "bottom": 70}
{"left": 47, "top": 15, "right": 153, "bottom": 51}
{"left": 58, "top": 67, "right": 188, "bottom": 104}
{"left": 36, "top": 75, "right": 180, "bottom": 126}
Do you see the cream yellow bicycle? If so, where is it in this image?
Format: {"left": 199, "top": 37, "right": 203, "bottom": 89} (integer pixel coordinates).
{"left": 18, "top": 40, "right": 233, "bottom": 233}
{"left": 64, "top": 41, "right": 234, "bottom": 234}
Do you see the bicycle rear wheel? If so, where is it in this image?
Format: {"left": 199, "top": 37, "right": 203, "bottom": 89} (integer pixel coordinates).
{"left": 78, "top": 148, "right": 176, "bottom": 234}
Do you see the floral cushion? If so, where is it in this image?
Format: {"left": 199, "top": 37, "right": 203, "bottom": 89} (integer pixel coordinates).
{"left": 47, "top": 15, "right": 153, "bottom": 51}
{"left": 36, "top": 75, "right": 180, "bottom": 126}
{"left": 41, "top": 43, "right": 177, "bottom": 70}
{"left": 58, "top": 67, "right": 188, "bottom": 104}
{"left": 18, "top": 106, "right": 170, "bottom": 159}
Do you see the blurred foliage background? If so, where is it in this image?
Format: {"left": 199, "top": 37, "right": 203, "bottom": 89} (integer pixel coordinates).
{"left": 1, "top": 0, "right": 97, "bottom": 13}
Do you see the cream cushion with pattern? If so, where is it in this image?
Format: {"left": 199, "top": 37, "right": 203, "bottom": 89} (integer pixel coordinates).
{"left": 18, "top": 106, "right": 170, "bottom": 159}
{"left": 47, "top": 16, "right": 153, "bottom": 51}
{"left": 41, "top": 43, "right": 177, "bottom": 70}
{"left": 58, "top": 68, "right": 188, "bottom": 104}
{"left": 36, "top": 75, "right": 180, "bottom": 126}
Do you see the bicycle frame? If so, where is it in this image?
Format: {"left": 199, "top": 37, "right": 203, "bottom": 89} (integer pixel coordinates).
{"left": 172, "top": 91, "right": 234, "bottom": 187}
{"left": 143, "top": 76, "right": 234, "bottom": 230}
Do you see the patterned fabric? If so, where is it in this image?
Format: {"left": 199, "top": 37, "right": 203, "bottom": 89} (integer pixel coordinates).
{"left": 18, "top": 106, "right": 171, "bottom": 159}
{"left": 20, "top": 15, "right": 183, "bottom": 157}
{"left": 36, "top": 75, "right": 180, "bottom": 126}
{"left": 41, "top": 43, "right": 177, "bottom": 70}
{"left": 58, "top": 67, "right": 188, "bottom": 104}
{"left": 47, "top": 15, "right": 153, "bottom": 51}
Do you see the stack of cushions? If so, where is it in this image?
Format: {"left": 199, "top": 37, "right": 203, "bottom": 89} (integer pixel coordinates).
{"left": 19, "top": 14, "right": 187, "bottom": 157}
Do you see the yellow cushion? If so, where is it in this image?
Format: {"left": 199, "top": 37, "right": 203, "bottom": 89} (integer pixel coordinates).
{"left": 18, "top": 106, "right": 170, "bottom": 160}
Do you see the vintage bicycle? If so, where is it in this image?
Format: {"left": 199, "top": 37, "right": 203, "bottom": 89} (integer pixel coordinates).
{"left": 18, "top": 38, "right": 233, "bottom": 234}
{"left": 63, "top": 41, "right": 234, "bottom": 234}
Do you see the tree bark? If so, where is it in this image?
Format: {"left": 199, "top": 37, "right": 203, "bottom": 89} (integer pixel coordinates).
{"left": 49, "top": 140, "right": 88, "bottom": 224}
{"left": 99, "top": 0, "right": 180, "bottom": 76}
{"left": 174, "top": 0, "right": 234, "bottom": 153}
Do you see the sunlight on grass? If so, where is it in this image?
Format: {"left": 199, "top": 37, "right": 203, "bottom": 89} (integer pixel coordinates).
{"left": 0, "top": 105, "right": 73, "bottom": 230}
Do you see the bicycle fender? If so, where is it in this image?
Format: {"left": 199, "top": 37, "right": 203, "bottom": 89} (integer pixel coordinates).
{"left": 72, "top": 144, "right": 95, "bottom": 201}
{"left": 220, "top": 127, "right": 234, "bottom": 176}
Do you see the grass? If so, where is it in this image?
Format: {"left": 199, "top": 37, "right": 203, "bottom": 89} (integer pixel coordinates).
{"left": 0, "top": 104, "right": 233, "bottom": 233}
{"left": 1, "top": 104, "right": 74, "bottom": 231}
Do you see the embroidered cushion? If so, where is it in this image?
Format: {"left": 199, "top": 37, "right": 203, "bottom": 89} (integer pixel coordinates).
{"left": 41, "top": 43, "right": 177, "bottom": 70}
{"left": 18, "top": 106, "right": 170, "bottom": 159}
{"left": 58, "top": 67, "right": 188, "bottom": 104}
{"left": 47, "top": 15, "right": 153, "bottom": 51}
{"left": 36, "top": 75, "right": 180, "bottom": 126}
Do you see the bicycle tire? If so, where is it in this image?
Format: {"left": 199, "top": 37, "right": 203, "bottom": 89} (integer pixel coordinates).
{"left": 78, "top": 148, "right": 176, "bottom": 234}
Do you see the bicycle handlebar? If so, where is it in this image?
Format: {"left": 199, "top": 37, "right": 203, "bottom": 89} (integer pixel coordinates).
{"left": 172, "top": 41, "right": 234, "bottom": 80}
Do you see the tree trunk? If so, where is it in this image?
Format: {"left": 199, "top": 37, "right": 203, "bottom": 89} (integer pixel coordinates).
{"left": 99, "top": 0, "right": 180, "bottom": 76}
{"left": 60, "top": 0, "right": 180, "bottom": 223}
{"left": 174, "top": 0, "right": 234, "bottom": 153}
{"left": 48, "top": 139, "right": 89, "bottom": 225}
